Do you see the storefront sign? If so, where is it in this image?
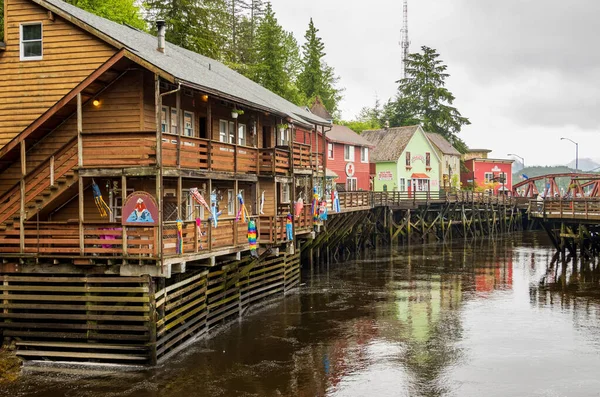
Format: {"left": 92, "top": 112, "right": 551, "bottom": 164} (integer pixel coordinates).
{"left": 491, "top": 165, "right": 502, "bottom": 172}
{"left": 122, "top": 191, "right": 159, "bottom": 226}
{"left": 378, "top": 171, "right": 393, "bottom": 181}
{"left": 345, "top": 162, "right": 355, "bottom": 177}
{"left": 411, "top": 154, "right": 425, "bottom": 163}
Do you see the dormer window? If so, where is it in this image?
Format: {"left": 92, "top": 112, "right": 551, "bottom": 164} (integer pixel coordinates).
{"left": 20, "top": 23, "right": 43, "bottom": 61}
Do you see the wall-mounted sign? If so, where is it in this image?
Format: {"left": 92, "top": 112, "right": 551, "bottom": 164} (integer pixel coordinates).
{"left": 378, "top": 171, "right": 393, "bottom": 181}
{"left": 491, "top": 165, "right": 502, "bottom": 172}
{"left": 411, "top": 154, "right": 425, "bottom": 163}
{"left": 122, "top": 191, "right": 159, "bottom": 226}
{"left": 345, "top": 162, "right": 355, "bottom": 177}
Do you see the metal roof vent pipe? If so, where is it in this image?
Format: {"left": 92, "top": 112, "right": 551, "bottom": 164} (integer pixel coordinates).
{"left": 156, "top": 20, "right": 166, "bottom": 53}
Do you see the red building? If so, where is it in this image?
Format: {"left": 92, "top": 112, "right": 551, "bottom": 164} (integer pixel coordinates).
{"left": 325, "top": 125, "right": 373, "bottom": 191}
{"left": 461, "top": 158, "right": 514, "bottom": 194}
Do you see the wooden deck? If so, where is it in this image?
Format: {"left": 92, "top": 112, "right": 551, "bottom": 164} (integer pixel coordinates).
{"left": 0, "top": 190, "right": 517, "bottom": 262}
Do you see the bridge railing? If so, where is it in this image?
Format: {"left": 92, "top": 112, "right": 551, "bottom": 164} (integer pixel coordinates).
{"left": 529, "top": 198, "right": 600, "bottom": 220}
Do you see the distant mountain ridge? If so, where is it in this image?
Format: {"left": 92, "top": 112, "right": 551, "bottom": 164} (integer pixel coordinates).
{"left": 567, "top": 158, "right": 600, "bottom": 172}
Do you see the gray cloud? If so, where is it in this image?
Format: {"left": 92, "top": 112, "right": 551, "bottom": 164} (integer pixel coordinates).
{"left": 270, "top": 0, "right": 600, "bottom": 165}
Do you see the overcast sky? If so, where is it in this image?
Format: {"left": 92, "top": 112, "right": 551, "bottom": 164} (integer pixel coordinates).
{"left": 269, "top": 0, "right": 600, "bottom": 168}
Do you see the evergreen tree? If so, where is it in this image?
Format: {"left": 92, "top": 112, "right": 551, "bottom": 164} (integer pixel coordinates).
{"left": 297, "top": 18, "right": 342, "bottom": 114}
{"left": 253, "top": 3, "right": 300, "bottom": 102}
{"left": 387, "top": 46, "right": 469, "bottom": 151}
{"left": 144, "top": 0, "right": 230, "bottom": 60}
{"left": 0, "top": 0, "right": 4, "bottom": 42}
{"left": 65, "top": 0, "right": 146, "bottom": 30}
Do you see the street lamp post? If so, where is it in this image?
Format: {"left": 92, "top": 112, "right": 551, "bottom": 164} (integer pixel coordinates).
{"left": 507, "top": 153, "right": 525, "bottom": 169}
{"left": 560, "top": 137, "right": 579, "bottom": 172}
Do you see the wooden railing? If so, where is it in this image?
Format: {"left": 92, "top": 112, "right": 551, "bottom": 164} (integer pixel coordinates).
{"left": 258, "top": 215, "right": 286, "bottom": 244}
{"left": 294, "top": 205, "right": 312, "bottom": 233}
{"left": 529, "top": 198, "right": 600, "bottom": 220}
{"left": 209, "top": 141, "right": 236, "bottom": 173}
{"left": 162, "top": 135, "right": 209, "bottom": 169}
{"left": 312, "top": 152, "right": 324, "bottom": 173}
{"left": 274, "top": 148, "right": 291, "bottom": 175}
{"left": 0, "top": 137, "right": 78, "bottom": 225}
{"left": 0, "top": 222, "right": 156, "bottom": 257}
{"left": 236, "top": 147, "right": 258, "bottom": 174}
{"left": 293, "top": 142, "right": 311, "bottom": 171}
{"left": 83, "top": 131, "right": 156, "bottom": 168}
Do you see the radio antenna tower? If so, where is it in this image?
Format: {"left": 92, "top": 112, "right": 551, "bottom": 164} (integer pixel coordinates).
{"left": 399, "top": 0, "right": 410, "bottom": 79}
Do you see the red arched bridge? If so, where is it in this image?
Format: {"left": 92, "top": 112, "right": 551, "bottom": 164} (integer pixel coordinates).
{"left": 512, "top": 173, "right": 600, "bottom": 198}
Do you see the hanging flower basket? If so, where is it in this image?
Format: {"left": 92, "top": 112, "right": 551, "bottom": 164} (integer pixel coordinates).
{"left": 231, "top": 109, "right": 244, "bottom": 119}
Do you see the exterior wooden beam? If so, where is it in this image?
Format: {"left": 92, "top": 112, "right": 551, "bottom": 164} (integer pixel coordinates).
{"left": 19, "top": 141, "right": 26, "bottom": 253}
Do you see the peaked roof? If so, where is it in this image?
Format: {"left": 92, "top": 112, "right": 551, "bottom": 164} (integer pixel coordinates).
{"left": 425, "top": 133, "right": 460, "bottom": 156}
{"left": 33, "top": 0, "right": 330, "bottom": 128}
{"left": 310, "top": 97, "right": 333, "bottom": 121}
{"left": 361, "top": 125, "right": 421, "bottom": 162}
{"left": 327, "top": 125, "right": 374, "bottom": 147}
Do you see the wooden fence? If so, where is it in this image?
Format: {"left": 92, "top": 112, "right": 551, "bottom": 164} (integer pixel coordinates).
{"left": 1, "top": 274, "right": 153, "bottom": 364}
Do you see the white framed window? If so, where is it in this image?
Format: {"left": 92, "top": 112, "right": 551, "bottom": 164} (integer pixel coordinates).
{"left": 328, "top": 143, "right": 334, "bottom": 159}
{"left": 229, "top": 121, "right": 235, "bottom": 144}
{"left": 344, "top": 145, "right": 355, "bottom": 161}
{"left": 219, "top": 120, "right": 228, "bottom": 143}
{"left": 361, "top": 147, "right": 369, "bottom": 163}
{"left": 170, "top": 109, "right": 179, "bottom": 135}
{"left": 346, "top": 177, "right": 357, "bottom": 191}
{"left": 484, "top": 172, "right": 494, "bottom": 184}
{"left": 183, "top": 111, "right": 194, "bottom": 137}
{"left": 238, "top": 124, "right": 246, "bottom": 146}
{"left": 279, "top": 128, "right": 289, "bottom": 146}
{"left": 499, "top": 172, "right": 508, "bottom": 183}
{"left": 161, "top": 106, "right": 170, "bottom": 133}
{"left": 227, "top": 189, "right": 235, "bottom": 215}
{"left": 280, "top": 183, "right": 291, "bottom": 204}
{"left": 186, "top": 194, "right": 205, "bottom": 221}
{"left": 399, "top": 178, "right": 406, "bottom": 192}
{"left": 20, "top": 23, "right": 43, "bottom": 61}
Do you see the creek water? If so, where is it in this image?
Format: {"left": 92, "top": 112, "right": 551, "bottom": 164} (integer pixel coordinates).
{"left": 4, "top": 231, "right": 600, "bottom": 397}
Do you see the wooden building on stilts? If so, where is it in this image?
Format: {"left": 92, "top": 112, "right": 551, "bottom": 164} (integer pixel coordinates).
{"left": 0, "top": 0, "right": 330, "bottom": 365}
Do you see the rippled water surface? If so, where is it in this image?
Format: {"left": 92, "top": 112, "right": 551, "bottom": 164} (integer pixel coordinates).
{"left": 4, "top": 232, "right": 600, "bottom": 397}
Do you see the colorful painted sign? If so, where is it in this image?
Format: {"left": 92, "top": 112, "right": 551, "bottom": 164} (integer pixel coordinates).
{"left": 345, "top": 162, "right": 355, "bottom": 177}
{"left": 122, "top": 191, "right": 159, "bottom": 226}
{"left": 378, "top": 171, "right": 393, "bottom": 181}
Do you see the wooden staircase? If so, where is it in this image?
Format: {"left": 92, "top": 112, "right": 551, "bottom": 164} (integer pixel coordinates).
{"left": 0, "top": 137, "right": 79, "bottom": 230}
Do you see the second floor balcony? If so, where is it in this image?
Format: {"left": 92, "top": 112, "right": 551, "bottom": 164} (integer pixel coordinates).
{"left": 81, "top": 131, "right": 323, "bottom": 176}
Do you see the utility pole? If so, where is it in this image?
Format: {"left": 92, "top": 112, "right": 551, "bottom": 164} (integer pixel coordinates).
{"left": 399, "top": 0, "right": 410, "bottom": 79}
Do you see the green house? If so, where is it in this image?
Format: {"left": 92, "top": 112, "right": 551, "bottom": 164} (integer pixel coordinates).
{"left": 362, "top": 125, "right": 441, "bottom": 195}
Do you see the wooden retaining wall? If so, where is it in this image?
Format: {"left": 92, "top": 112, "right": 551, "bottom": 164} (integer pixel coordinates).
{"left": 154, "top": 252, "right": 300, "bottom": 363}
{"left": 0, "top": 252, "right": 301, "bottom": 366}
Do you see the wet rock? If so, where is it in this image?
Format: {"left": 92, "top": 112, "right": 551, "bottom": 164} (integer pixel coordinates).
{"left": 0, "top": 348, "right": 22, "bottom": 384}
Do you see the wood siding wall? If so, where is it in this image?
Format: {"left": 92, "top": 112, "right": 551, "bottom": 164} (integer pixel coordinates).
{"left": 328, "top": 141, "right": 371, "bottom": 191}
{"left": 0, "top": 0, "right": 116, "bottom": 148}
{"left": 0, "top": 71, "right": 144, "bottom": 196}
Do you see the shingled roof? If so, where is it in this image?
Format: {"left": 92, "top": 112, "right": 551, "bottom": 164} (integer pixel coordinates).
{"left": 33, "top": 0, "right": 330, "bottom": 127}
{"left": 425, "top": 133, "right": 460, "bottom": 156}
{"left": 361, "top": 126, "right": 421, "bottom": 162}
{"left": 327, "top": 125, "right": 373, "bottom": 147}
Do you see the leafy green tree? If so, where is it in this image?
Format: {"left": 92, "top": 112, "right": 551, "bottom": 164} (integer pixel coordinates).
{"left": 144, "top": 0, "right": 230, "bottom": 60}
{"left": 0, "top": 0, "right": 4, "bottom": 42}
{"left": 386, "top": 46, "right": 469, "bottom": 152}
{"left": 297, "top": 18, "right": 342, "bottom": 114}
{"left": 65, "top": 0, "right": 146, "bottom": 30}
